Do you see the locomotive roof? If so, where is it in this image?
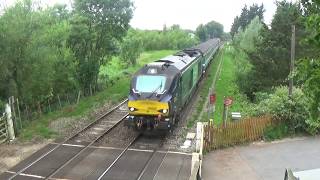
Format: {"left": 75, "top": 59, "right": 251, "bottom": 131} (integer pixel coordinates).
{"left": 136, "top": 38, "right": 220, "bottom": 77}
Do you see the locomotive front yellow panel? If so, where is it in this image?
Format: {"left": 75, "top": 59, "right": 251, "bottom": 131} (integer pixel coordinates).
{"left": 128, "top": 100, "right": 169, "bottom": 116}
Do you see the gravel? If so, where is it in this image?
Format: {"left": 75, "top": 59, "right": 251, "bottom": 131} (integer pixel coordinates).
{"left": 95, "top": 121, "right": 139, "bottom": 148}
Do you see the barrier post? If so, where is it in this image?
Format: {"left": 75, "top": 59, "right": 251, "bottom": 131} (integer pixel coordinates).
{"left": 5, "top": 103, "right": 15, "bottom": 141}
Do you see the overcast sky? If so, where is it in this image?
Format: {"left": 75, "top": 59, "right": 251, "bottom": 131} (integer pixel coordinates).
{"left": 1, "top": 0, "right": 294, "bottom": 32}
{"left": 131, "top": 0, "right": 279, "bottom": 32}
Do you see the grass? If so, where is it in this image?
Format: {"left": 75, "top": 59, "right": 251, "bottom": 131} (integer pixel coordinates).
{"left": 213, "top": 45, "right": 251, "bottom": 125}
{"left": 186, "top": 44, "right": 252, "bottom": 128}
{"left": 100, "top": 50, "right": 175, "bottom": 79}
{"left": 186, "top": 47, "right": 224, "bottom": 128}
{"left": 19, "top": 50, "right": 175, "bottom": 141}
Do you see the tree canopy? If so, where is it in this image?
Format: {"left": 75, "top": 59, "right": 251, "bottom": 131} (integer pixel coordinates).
{"left": 195, "top": 20, "right": 224, "bottom": 42}
{"left": 230, "top": 4, "right": 265, "bottom": 38}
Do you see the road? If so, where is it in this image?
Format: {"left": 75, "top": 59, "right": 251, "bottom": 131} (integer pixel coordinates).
{"left": 202, "top": 136, "right": 320, "bottom": 180}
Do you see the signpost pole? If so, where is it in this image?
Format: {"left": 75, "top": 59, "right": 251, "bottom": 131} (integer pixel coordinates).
{"left": 222, "top": 97, "right": 232, "bottom": 128}
{"left": 209, "top": 91, "right": 216, "bottom": 125}
{"left": 222, "top": 104, "right": 227, "bottom": 128}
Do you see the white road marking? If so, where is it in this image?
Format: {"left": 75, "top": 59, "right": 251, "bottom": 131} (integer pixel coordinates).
{"left": 61, "top": 143, "right": 85, "bottom": 148}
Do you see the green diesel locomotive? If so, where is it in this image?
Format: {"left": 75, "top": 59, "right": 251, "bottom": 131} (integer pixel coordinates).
{"left": 125, "top": 39, "right": 221, "bottom": 131}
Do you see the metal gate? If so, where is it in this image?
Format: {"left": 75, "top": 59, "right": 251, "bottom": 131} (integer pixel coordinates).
{"left": 0, "top": 113, "right": 8, "bottom": 144}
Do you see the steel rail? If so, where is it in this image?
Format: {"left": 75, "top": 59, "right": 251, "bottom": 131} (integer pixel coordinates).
{"left": 136, "top": 137, "right": 166, "bottom": 180}
{"left": 97, "top": 134, "right": 141, "bottom": 180}
{"left": 45, "top": 114, "right": 128, "bottom": 179}
{"left": 8, "top": 99, "right": 128, "bottom": 180}
{"left": 152, "top": 146, "right": 171, "bottom": 180}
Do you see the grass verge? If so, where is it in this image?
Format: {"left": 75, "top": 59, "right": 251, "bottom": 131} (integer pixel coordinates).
{"left": 213, "top": 45, "right": 251, "bottom": 124}
{"left": 186, "top": 47, "right": 224, "bottom": 128}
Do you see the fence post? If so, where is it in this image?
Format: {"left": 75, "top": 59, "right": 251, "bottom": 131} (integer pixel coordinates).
{"left": 77, "top": 91, "right": 81, "bottom": 104}
{"left": 38, "top": 101, "right": 42, "bottom": 116}
{"left": 90, "top": 84, "right": 93, "bottom": 96}
{"left": 222, "top": 104, "right": 229, "bottom": 128}
{"left": 67, "top": 94, "right": 70, "bottom": 104}
{"left": 57, "top": 95, "right": 62, "bottom": 108}
{"left": 47, "top": 99, "right": 51, "bottom": 112}
{"left": 25, "top": 104, "right": 29, "bottom": 121}
{"left": 5, "top": 103, "right": 15, "bottom": 141}
{"left": 16, "top": 98, "right": 22, "bottom": 129}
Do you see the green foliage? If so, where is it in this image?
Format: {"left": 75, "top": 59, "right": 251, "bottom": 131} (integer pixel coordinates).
{"left": 20, "top": 50, "right": 174, "bottom": 140}
{"left": 0, "top": 100, "right": 4, "bottom": 113}
{"left": 68, "top": 0, "right": 134, "bottom": 92}
{"left": 230, "top": 4, "right": 265, "bottom": 38}
{"left": 233, "top": 16, "right": 264, "bottom": 53}
{"left": 232, "top": 17, "right": 264, "bottom": 98}
{"left": 297, "top": 0, "right": 320, "bottom": 133}
{"left": 133, "top": 25, "right": 198, "bottom": 51}
{"left": 187, "top": 47, "right": 224, "bottom": 128}
{"left": 296, "top": 58, "right": 320, "bottom": 133}
{"left": 195, "top": 24, "right": 207, "bottom": 42}
{"left": 235, "top": 1, "right": 318, "bottom": 98}
{"left": 301, "top": 0, "right": 320, "bottom": 47}
{"left": 0, "top": 1, "right": 77, "bottom": 104}
{"left": 255, "top": 86, "right": 310, "bottom": 134}
{"left": 119, "top": 29, "right": 143, "bottom": 66}
{"left": 195, "top": 21, "right": 224, "bottom": 42}
{"left": 213, "top": 45, "right": 253, "bottom": 124}
{"left": 263, "top": 123, "right": 289, "bottom": 141}
{"left": 99, "top": 50, "right": 175, "bottom": 83}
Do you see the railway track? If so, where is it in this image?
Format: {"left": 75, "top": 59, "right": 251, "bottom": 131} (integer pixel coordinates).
{"left": 2, "top": 98, "right": 191, "bottom": 180}
{"left": 96, "top": 135, "right": 169, "bottom": 180}
{"left": 7, "top": 99, "right": 129, "bottom": 180}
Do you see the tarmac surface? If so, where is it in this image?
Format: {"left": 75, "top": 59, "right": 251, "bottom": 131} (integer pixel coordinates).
{"left": 202, "top": 136, "right": 320, "bottom": 180}
{"left": 0, "top": 143, "right": 191, "bottom": 180}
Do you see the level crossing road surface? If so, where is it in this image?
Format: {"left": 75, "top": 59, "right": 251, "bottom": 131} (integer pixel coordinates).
{"left": 202, "top": 136, "right": 320, "bottom": 180}
{"left": 0, "top": 142, "right": 192, "bottom": 180}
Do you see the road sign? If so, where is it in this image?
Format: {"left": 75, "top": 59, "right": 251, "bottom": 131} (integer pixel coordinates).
{"left": 224, "top": 97, "right": 233, "bottom": 106}
{"left": 209, "top": 93, "right": 216, "bottom": 104}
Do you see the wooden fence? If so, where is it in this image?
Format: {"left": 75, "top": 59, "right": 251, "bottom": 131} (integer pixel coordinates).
{"left": 203, "top": 116, "right": 273, "bottom": 151}
{"left": 0, "top": 114, "right": 8, "bottom": 144}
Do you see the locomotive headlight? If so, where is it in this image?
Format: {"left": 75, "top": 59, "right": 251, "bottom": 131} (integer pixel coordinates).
{"left": 162, "top": 109, "right": 168, "bottom": 113}
{"left": 129, "top": 107, "right": 135, "bottom": 112}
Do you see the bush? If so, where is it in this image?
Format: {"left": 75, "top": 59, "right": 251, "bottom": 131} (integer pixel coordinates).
{"left": 255, "top": 86, "right": 310, "bottom": 134}
{"left": 119, "top": 29, "right": 143, "bottom": 66}
{"left": 263, "top": 123, "right": 289, "bottom": 141}
{"left": 0, "top": 100, "right": 4, "bottom": 113}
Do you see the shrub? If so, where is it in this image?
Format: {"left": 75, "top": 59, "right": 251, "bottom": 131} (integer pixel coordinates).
{"left": 263, "top": 122, "right": 289, "bottom": 141}
{"left": 255, "top": 86, "right": 310, "bottom": 134}
{"left": 0, "top": 100, "right": 4, "bottom": 113}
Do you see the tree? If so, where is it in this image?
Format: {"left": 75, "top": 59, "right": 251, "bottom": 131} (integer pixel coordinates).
{"left": 245, "top": 1, "right": 306, "bottom": 96}
{"left": 195, "top": 21, "right": 224, "bottom": 42}
{"left": 119, "top": 29, "right": 143, "bottom": 66}
{"left": 205, "top": 21, "right": 224, "bottom": 38}
{"left": 195, "top": 24, "right": 207, "bottom": 42}
{"left": 0, "top": 0, "right": 77, "bottom": 105}
{"left": 296, "top": 0, "right": 320, "bottom": 131}
{"left": 233, "top": 16, "right": 265, "bottom": 97}
{"left": 68, "top": 0, "right": 134, "bottom": 93}
{"left": 233, "top": 16, "right": 264, "bottom": 53}
{"left": 230, "top": 4, "right": 264, "bottom": 38}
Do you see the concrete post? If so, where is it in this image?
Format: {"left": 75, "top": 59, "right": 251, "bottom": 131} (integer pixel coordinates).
{"left": 196, "top": 122, "right": 203, "bottom": 153}
{"left": 5, "top": 103, "right": 15, "bottom": 141}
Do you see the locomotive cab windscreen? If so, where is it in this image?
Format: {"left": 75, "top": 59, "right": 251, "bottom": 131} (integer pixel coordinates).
{"left": 135, "top": 75, "right": 166, "bottom": 95}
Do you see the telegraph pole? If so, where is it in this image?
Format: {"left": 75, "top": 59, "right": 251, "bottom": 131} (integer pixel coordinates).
{"left": 289, "top": 25, "right": 295, "bottom": 97}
